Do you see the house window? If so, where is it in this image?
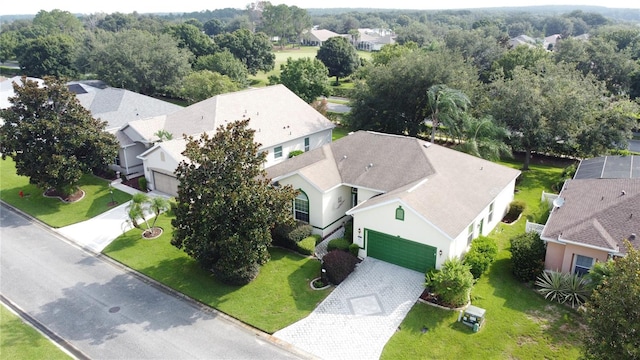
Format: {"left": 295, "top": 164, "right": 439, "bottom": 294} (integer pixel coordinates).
{"left": 395, "top": 206, "right": 404, "bottom": 221}
{"left": 274, "top": 146, "right": 283, "bottom": 158}
{"left": 114, "top": 154, "right": 121, "bottom": 166}
{"left": 304, "top": 137, "right": 310, "bottom": 152}
{"left": 294, "top": 191, "right": 309, "bottom": 222}
{"left": 467, "top": 223, "right": 474, "bottom": 245}
{"left": 488, "top": 202, "right": 494, "bottom": 222}
{"left": 351, "top": 187, "right": 358, "bottom": 207}
{"left": 574, "top": 255, "right": 594, "bottom": 276}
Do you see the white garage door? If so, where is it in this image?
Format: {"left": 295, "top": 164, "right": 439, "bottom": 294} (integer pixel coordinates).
{"left": 152, "top": 171, "right": 179, "bottom": 197}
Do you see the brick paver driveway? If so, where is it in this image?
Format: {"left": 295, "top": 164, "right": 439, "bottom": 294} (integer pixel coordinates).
{"left": 274, "top": 257, "right": 424, "bottom": 360}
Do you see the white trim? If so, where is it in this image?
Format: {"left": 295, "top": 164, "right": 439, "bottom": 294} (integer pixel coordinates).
{"left": 347, "top": 198, "right": 454, "bottom": 241}
{"left": 407, "top": 178, "right": 428, "bottom": 193}
{"left": 541, "top": 234, "right": 618, "bottom": 253}
{"left": 327, "top": 182, "right": 386, "bottom": 194}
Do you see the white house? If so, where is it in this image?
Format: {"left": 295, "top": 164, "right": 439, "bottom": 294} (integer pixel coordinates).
{"left": 135, "top": 85, "right": 335, "bottom": 196}
{"left": 266, "top": 131, "right": 521, "bottom": 273}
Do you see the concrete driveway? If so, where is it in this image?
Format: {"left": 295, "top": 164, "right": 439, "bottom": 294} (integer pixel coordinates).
{"left": 274, "top": 257, "right": 424, "bottom": 360}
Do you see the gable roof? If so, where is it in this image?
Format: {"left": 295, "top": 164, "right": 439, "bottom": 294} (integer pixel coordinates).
{"left": 267, "top": 131, "right": 521, "bottom": 238}
{"left": 137, "top": 85, "right": 334, "bottom": 162}
{"left": 69, "top": 81, "right": 182, "bottom": 132}
{"left": 307, "top": 29, "right": 343, "bottom": 42}
{"left": 1, "top": 76, "right": 44, "bottom": 109}
{"left": 541, "top": 178, "right": 640, "bottom": 254}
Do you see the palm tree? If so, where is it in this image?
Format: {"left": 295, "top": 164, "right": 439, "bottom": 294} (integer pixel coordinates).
{"left": 455, "top": 116, "right": 512, "bottom": 161}
{"left": 148, "top": 196, "right": 170, "bottom": 228}
{"left": 425, "top": 84, "right": 471, "bottom": 143}
{"left": 126, "top": 193, "right": 151, "bottom": 231}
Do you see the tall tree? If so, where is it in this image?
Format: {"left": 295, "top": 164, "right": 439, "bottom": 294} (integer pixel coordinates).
{"left": 214, "top": 29, "right": 275, "bottom": 75}
{"left": 171, "top": 120, "right": 296, "bottom": 285}
{"left": 203, "top": 18, "right": 225, "bottom": 36}
{"left": 164, "top": 23, "right": 217, "bottom": 59}
{"left": 178, "top": 70, "right": 240, "bottom": 104}
{"left": 271, "top": 57, "right": 331, "bottom": 103}
{"left": 583, "top": 241, "right": 640, "bottom": 360}
{"left": 348, "top": 50, "right": 479, "bottom": 137}
{"left": 88, "top": 29, "right": 192, "bottom": 96}
{"left": 425, "top": 84, "right": 471, "bottom": 143}
{"left": 316, "top": 36, "right": 360, "bottom": 85}
{"left": 16, "top": 34, "right": 79, "bottom": 78}
{"left": 0, "top": 77, "right": 118, "bottom": 197}
{"left": 261, "top": 3, "right": 292, "bottom": 49}
{"left": 194, "top": 50, "right": 249, "bottom": 87}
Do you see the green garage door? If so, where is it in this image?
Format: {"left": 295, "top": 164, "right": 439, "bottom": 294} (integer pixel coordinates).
{"left": 366, "top": 229, "right": 437, "bottom": 273}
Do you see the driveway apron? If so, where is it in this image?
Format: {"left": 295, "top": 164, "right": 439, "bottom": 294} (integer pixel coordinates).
{"left": 274, "top": 257, "right": 424, "bottom": 360}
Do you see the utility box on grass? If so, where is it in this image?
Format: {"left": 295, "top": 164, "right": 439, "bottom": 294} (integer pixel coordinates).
{"left": 458, "top": 305, "right": 486, "bottom": 332}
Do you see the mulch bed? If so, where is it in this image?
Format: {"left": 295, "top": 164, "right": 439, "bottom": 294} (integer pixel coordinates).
{"left": 142, "top": 227, "right": 163, "bottom": 239}
{"left": 121, "top": 176, "right": 147, "bottom": 192}
{"left": 44, "top": 188, "right": 85, "bottom": 203}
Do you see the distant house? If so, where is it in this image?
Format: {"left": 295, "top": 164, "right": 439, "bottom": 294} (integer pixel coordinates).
{"left": 355, "top": 28, "right": 395, "bottom": 51}
{"left": 266, "top": 131, "right": 521, "bottom": 273}
{"left": 133, "top": 85, "right": 335, "bottom": 196}
{"left": 507, "top": 34, "right": 538, "bottom": 49}
{"left": 541, "top": 155, "right": 640, "bottom": 274}
{"left": 301, "top": 29, "right": 345, "bottom": 47}
{"left": 0, "top": 76, "right": 44, "bottom": 110}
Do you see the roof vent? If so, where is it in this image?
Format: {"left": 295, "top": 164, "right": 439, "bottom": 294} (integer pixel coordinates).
{"left": 630, "top": 233, "right": 636, "bottom": 241}
{"left": 342, "top": 155, "right": 347, "bottom": 160}
{"left": 552, "top": 197, "right": 565, "bottom": 208}
{"left": 621, "top": 190, "right": 626, "bottom": 196}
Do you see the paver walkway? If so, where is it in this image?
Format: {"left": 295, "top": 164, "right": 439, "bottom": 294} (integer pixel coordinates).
{"left": 274, "top": 257, "right": 424, "bottom": 360}
{"left": 314, "top": 227, "right": 345, "bottom": 259}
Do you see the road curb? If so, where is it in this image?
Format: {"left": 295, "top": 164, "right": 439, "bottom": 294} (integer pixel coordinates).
{"left": 1, "top": 201, "right": 317, "bottom": 359}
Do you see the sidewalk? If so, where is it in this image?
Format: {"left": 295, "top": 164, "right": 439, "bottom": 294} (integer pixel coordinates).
{"left": 55, "top": 180, "right": 169, "bottom": 253}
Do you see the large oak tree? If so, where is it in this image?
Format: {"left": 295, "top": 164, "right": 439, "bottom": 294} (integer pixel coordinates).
{"left": 0, "top": 77, "right": 118, "bottom": 197}
{"left": 171, "top": 119, "right": 296, "bottom": 285}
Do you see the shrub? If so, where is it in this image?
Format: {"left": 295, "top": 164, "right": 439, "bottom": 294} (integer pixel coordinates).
{"left": 212, "top": 258, "right": 260, "bottom": 285}
{"left": 535, "top": 271, "right": 589, "bottom": 308}
{"left": 425, "top": 258, "right": 474, "bottom": 307}
{"left": 510, "top": 232, "right": 546, "bottom": 282}
{"left": 271, "top": 222, "right": 313, "bottom": 249}
{"left": 322, "top": 250, "right": 360, "bottom": 284}
{"left": 348, "top": 243, "right": 360, "bottom": 257}
{"left": 464, "top": 236, "right": 498, "bottom": 279}
{"left": 138, "top": 177, "right": 148, "bottom": 191}
{"left": 288, "top": 224, "right": 313, "bottom": 243}
{"left": 297, "top": 235, "right": 319, "bottom": 256}
{"left": 505, "top": 200, "right": 526, "bottom": 221}
{"left": 288, "top": 150, "right": 304, "bottom": 158}
{"left": 327, "top": 237, "right": 350, "bottom": 252}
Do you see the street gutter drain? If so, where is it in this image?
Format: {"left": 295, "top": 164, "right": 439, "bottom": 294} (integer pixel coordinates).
{"left": 108, "top": 306, "right": 120, "bottom": 313}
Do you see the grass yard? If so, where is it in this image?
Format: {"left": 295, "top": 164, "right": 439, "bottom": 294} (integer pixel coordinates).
{"left": 102, "top": 212, "right": 331, "bottom": 334}
{"left": 382, "top": 158, "right": 584, "bottom": 359}
{"left": 0, "top": 158, "right": 131, "bottom": 228}
{"left": 250, "top": 46, "right": 372, "bottom": 87}
{"left": 0, "top": 304, "right": 71, "bottom": 360}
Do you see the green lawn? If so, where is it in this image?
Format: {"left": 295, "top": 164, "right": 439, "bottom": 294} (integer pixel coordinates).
{"left": 250, "top": 46, "right": 372, "bottom": 87}
{"left": 1, "top": 158, "right": 131, "bottom": 228}
{"left": 0, "top": 304, "right": 71, "bottom": 360}
{"left": 382, "top": 159, "right": 584, "bottom": 359}
{"left": 102, "top": 213, "right": 331, "bottom": 334}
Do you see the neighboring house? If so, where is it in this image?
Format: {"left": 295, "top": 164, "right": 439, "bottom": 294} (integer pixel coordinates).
{"left": 541, "top": 155, "right": 640, "bottom": 274}
{"left": 134, "top": 85, "right": 335, "bottom": 196}
{"left": 507, "top": 34, "right": 538, "bottom": 49}
{"left": 355, "top": 28, "right": 395, "bottom": 51}
{"left": 543, "top": 34, "right": 562, "bottom": 50}
{"left": 266, "top": 131, "right": 521, "bottom": 273}
{"left": 67, "top": 80, "right": 183, "bottom": 177}
{"left": 0, "top": 76, "right": 44, "bottom": 110}
{"left": 1, "top": 77, "right": 181, "bottom": 177}
{"left": 301, "top": 29, "right": 345, "bottom": 46}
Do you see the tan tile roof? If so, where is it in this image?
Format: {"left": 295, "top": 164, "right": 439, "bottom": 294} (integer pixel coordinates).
{"left": 267, "top": 131, "right": 521, "bottom": 238}
{"left": 131, "top": 85, "right": 333, "bottom": 148}
{"left": 542, "top": 178, "right": 640, "bottom": 254}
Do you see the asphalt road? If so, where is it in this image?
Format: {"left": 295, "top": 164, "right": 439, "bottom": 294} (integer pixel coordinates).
{"left": 629, "top": 139, "right": 640, "bottom": 153}
{"left": 0, "top": 204, "right": 304, "bottom": 360}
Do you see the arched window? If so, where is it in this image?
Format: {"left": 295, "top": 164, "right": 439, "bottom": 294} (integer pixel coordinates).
{"left": 294, "top": 191, "right": 309, "bottom": 223}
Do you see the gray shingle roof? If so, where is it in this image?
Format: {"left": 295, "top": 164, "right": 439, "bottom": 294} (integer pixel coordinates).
{"left": 70, "top": 82, "right": 182, "bottom": 131}
{"left": 267, "top": 131, "right": 521, "bottom": 238}
{"left": 541, "top": 178, "right": 640, "bottom": 254}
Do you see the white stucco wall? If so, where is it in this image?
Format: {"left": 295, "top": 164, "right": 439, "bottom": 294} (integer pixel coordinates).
{"left": 119, "top": 143, "right": 146, "bottom": 174}
{"left": 264, "top": 129, "right": 332, "bottom": 168}
{"left": 320, "top": 185, "right": 353, "bottom": 236}
{"left": 141, "top": 148, "right": 181, "bottom": 191}
{"left": 351, "top": 201, "right": 452, "bottom": 269}
{"left": 354, "top": 187, "right": 383, "bottom": 204}
{"left": 275, "top": 174, "right": 325, "bottom": 234}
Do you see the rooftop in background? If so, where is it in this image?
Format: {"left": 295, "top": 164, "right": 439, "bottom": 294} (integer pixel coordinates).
{"left": 574, "top": 155, "right": 640, "bottom": 179}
